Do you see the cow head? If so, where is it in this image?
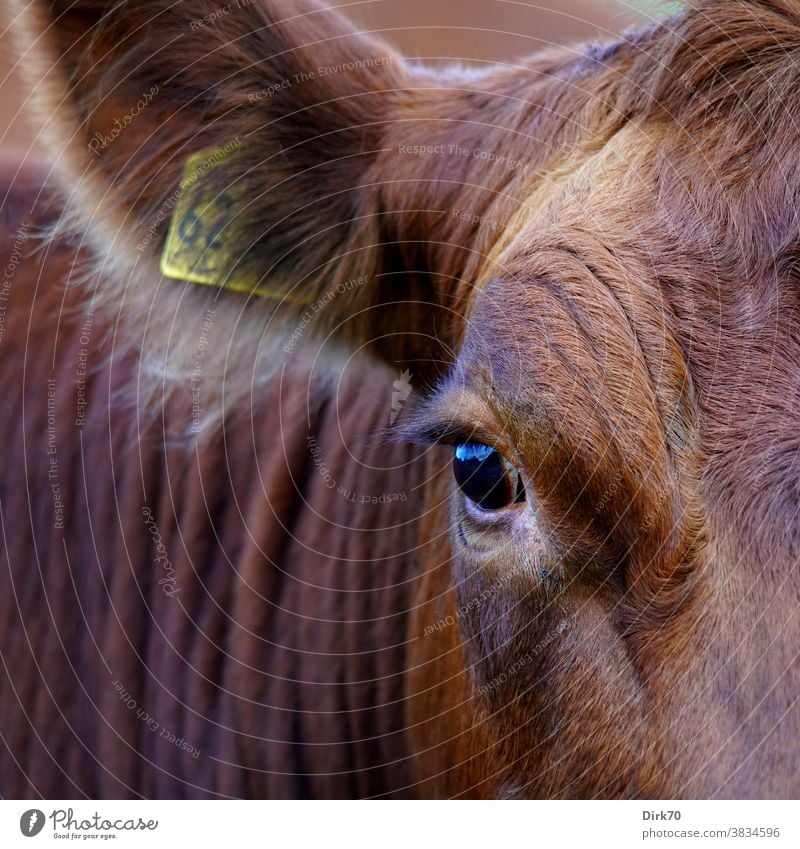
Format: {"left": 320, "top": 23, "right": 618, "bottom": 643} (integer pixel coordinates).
{"left": 15, "top": 0, "right": 800, "bottom": 797}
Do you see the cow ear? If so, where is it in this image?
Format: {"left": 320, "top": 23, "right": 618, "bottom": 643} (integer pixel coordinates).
{"left": 11, "top": 0, "right": 452, "bottom": 376}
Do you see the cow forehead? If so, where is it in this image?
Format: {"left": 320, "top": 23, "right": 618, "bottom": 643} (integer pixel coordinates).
{"left": 446, "top": 121, "right": 699, "bottom": 474}
{"left": 455, "top": 271, "right": 667, "bottom": 454}
{"left": 474, "top": 120, "right": 665, "bottom": 294}
{"left": 459, "top": 125, "right": 668, "bottom": 374}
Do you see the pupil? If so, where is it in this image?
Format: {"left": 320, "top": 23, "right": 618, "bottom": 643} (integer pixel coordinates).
{"left": 453, "top": 442, "right": 521, "bottom": 510}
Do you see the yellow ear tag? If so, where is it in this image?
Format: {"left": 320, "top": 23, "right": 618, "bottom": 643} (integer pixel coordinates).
{"left": 159, "top": 144, "right": 309, "bottom": 302}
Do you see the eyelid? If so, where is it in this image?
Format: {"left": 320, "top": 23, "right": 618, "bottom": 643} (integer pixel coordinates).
{"left": 399, "top": 390, "right": 517, "bottom": 463}
{"left": 400, "top": 416, "right": 492, "bottom": 447}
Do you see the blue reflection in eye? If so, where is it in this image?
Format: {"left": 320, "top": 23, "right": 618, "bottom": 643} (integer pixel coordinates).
{"left": 455, "top": 443, "right": 495, "bottom": 463}
{"left": 452, "top": 442, "right": 525, "bottom": 510}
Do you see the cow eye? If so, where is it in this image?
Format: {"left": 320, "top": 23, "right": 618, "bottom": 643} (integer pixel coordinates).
{"left": 452, "top": 442, "right": 526, "bottom": 510}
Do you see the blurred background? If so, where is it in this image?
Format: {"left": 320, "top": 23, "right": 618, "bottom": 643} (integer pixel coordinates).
{"left": 0, "top": 0, "right": 675, "bottom": 155}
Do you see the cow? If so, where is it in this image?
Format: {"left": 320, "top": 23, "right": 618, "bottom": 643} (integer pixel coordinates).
{"left": 1, "top": 0, "right": 799, "bottom": 799}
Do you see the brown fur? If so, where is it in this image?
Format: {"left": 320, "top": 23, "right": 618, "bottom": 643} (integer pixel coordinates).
{"left": 3, "top": 0, "right": 800, "bottom": 797}
{"left": 0, "top": 164, "right": 435, "bottom": 796}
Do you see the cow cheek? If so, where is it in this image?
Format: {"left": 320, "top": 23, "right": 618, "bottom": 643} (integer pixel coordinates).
{"left": 457, "top": 582, "right": 662, "bottom": 796}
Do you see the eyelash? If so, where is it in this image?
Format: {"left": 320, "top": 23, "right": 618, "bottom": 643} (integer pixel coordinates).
{"left": 396, "top": 393, "right": 519, "bottom": 468}
{"left": 402, "top": 415, "right": 498, "bottom": 451}
{"left": 407, "top": 420, "right": 526, "bottom": 486}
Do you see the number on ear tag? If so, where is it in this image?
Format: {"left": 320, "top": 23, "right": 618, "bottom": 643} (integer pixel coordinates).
{"left": 159, "top": 144, "right": 309, "bottom": 303}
